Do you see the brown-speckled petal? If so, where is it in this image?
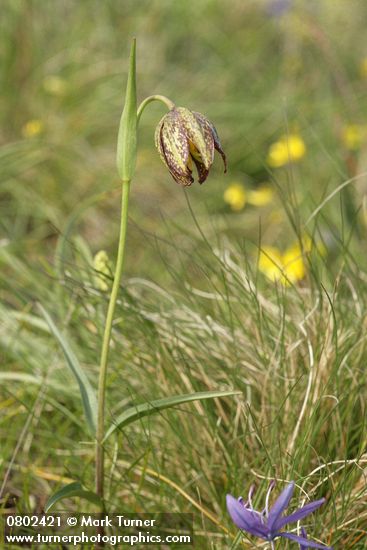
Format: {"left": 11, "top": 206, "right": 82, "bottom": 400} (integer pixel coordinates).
{"left": 192, "top": 155, "right": 209, "bottom": 184}
{"left": 154, "top": 117, "right": 167, "bottom": 165}
{"left": 194, "top": 111, "right": 227, "bottom": 173}
{"left": 154, "top": 111, "right": 193, "bottom": 186}
{"left": 176, "top": 107, "right": 214, "bottom": 171}
{"left": 160, "top": 110, "right": 193, "bottom": 184}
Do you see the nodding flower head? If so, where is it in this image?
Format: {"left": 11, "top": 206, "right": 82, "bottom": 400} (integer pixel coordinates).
{"left": 155, "top": 106, "right": 227, "bottom": 186}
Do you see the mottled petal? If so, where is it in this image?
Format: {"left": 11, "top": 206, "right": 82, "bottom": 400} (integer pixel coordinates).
{"left": 168, "top": 167, "right": 194, "bottom": 186}
{"left": 191, "top": 111, "right": 215, "bottom": 169}
{"left": 154, "top": 117, "right": 167, "bottom": 165}
{"left": 159, "top": 133, "right": 193, "bottom": 186}
{"left": 278, "top": 532, "right": 333, "bottom": 549}
{"left": 192, "top": 155, "right": 209, "bottom": 184}
{"left": 160, "top": 113, "right": 189, "bottom": 171}
{"left": 156, "top": 111, "right": 193, "bottom": 186}
{"left": 226, "top": 495, "right": 268, "bottom": 539}
{"left": 268, "top": 482, "right": 295, "bottom": 531}
{"left": 213, "top": 132, "right": 227, "bottom": 172}
{"left": 275, "top": 499, "right": 326, "bottom": 531}
{"left": 194, "top": 111, "right": 227, "bottom": 172}
{"left": 176, "top": 107, "right": 214, "bottom": 170}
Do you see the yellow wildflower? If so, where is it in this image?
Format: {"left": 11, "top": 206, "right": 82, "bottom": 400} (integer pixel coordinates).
{"left": 223, "top": 183, "right": 246, "bottom": 211}
{"left": 258, "top": 242, "right": 308, "bottom": 286}
{"left": 258, "top": 246, "right": 284, "bottom": 283}
{"left": 282, "top": 245, "right": 305, "bottom": 283}
{"left": 93, "top": 250, "right": 112, "bottom": 291}
{"left": 43, "top": 75, "right": 67, "bottom": 96}
{"left": 22, "top": 119, "right": 43, "bottom": 138}
{"left": 247, "top": 185, "right": 274, "bottom": 206}
{"left": 342, "top": 124, "right": 365, "bottom": 151}
{"left": 224, "top": 183, "right": 274, "bottom": 211}
{"left": 267, "top": 134, "right": 306, "bottom": 168}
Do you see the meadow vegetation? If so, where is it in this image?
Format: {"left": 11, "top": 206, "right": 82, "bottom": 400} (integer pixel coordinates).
{"left": 1, "top": 1, "right": 367, "bottom": 548}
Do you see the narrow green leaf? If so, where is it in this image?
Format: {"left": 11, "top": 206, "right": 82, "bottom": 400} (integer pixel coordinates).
{"left": 0, "top": 372, "right": 83, "bottom": 396}
{"left": 45, "top": 482, "right": 103, "bottom": 512}
{"left": 116, "top": 38, "right": 137, "bottom": 181}
{"left": 10, "top": 311, "right": 49, "bottom": 332}
{"left": 0, "top": 372, "right": 46, "bottom": 384}
{"left": 230, "top": 531, "right": 244, "bottom": 549}
{"left": 105, "top": 390, "right": 241, "bottom": 441}
{"left": 38, "top": 304, "right": 97, "bottom": 436}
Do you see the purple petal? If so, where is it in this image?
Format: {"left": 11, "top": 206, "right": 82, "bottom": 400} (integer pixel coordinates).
{"left": 275, "top": 499, "right": 326, "bottom": 530}
{"left": 268, "top": 482, "right": 295, "bottom": 531}
{"left": 299, "top": 527, "right": 308, "bottom": 549}
{"left": 278, "top": 532, "right": 333, "bottom": 549}
{"left": 226, "top": 495, "right": 268, "bottom": 538}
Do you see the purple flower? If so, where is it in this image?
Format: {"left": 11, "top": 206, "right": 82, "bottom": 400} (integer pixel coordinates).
{"left": 226, "top": 481, "right": 333, "bottom": 549}
{"left": 299, "top": 527, "right": 309, "bottom": 549}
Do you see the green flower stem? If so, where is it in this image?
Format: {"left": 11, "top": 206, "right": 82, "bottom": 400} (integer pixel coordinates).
{"left": 137, "top": 95, "right": 175, "bottom": 122}
{"left": 95, "top": 87, "right": 174, "bottom": 510}
{"left": 95, "top": 179, "right": 131, "bottom": 503}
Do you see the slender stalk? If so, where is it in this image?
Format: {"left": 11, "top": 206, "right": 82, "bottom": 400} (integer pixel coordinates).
{"left": 95, "top": 91, "right": 174, "bottom": 510}
{"left": 137, "top": 95, "right": 175, "bottom": 122}
{"left": 95, "top": 180, "right": 131, "bottom": 503}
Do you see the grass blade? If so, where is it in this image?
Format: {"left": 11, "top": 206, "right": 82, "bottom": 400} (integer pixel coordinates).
{"left": 230, "top": 531, "right": 244, "bottom": 549}
{"left": 38, "top": 304, "right": 97, "bottom": 436}
{"left": 45, "top": 482, "right": 102, "bottom": 512}
{"left": 104, "top": 390, "right": 241, "bottom": 441}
